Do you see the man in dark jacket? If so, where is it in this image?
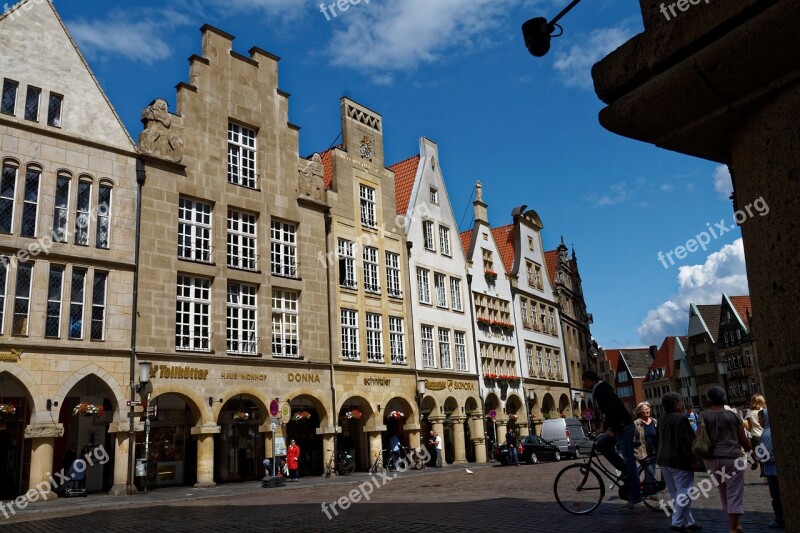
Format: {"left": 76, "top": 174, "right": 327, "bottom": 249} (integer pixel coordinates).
{"left": 506, "top": 430, "right": 519, "bottom": 466}
{"left": 582, "top": 370, "right": 641, "bottom": 503}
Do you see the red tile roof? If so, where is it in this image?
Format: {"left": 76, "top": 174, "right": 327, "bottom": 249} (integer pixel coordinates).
{"left": 388, "top": 155, "right": 420, "bottom": 215}
{"left": 459, "top": 230, "right": 473, "bottom": 258}
{"left": 728, "top": 295, "right": 752, "bottom": 330}
{"left": 544, "top": 250, "right": 558, "bottom": 287}
{"left": 603, "top": 349, "right": 621, "bottom": 374}
{"left": 648, "top": 337, "right": 676, "bottom": 380}
{"left": 491, "top": 224, "right": 515, "bottom": 274}
{"left": 318, "top": 149, "right": 335, "bottom": 190}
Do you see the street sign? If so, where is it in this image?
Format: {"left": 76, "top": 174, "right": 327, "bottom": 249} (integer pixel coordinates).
{"left": 126, "top": 400, "right": 142, "bottom": 406}
{"left": 280, "top": 403, "right": 291, "bottom": 424}
{"left": 269, "top": 399, "right": 280, "bottom": 416}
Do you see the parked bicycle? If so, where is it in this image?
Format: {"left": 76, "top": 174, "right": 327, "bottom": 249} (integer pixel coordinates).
{"left": 401, "top": 446, "right": 426, "bottom": 470}
{"left": 369, "top": 449, "right": 388, "bottom": 475}
{"left": 324, "top": 449, "right": 355, "bottom": 477}
{"left": 553, "top": 432, "right": 668, "bottom": 514}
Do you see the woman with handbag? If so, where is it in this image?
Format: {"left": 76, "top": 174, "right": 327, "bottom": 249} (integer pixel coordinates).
{"left": 698, "top": 386, "right": 752, "bottom": 533}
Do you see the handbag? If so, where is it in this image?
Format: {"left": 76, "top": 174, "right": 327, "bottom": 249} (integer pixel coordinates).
{"left": 692, "top": 413, "right": 712, "bottom": 459}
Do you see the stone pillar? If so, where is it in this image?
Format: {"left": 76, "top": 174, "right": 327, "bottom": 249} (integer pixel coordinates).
{"left": 450, "top": 416, "right": 467, "bottom": 464}
{"left": 495, "top": 418, "right": 508, "bottom": 445}
{"left": 191, "top": 425, "right": 220, "bottom": 488}
{"left": 469, "top": 414, "right": 487, "bottom": 463}
{"left": 516, "top": 421, "right": 530, "bottom": 437}
{"left": 260, "top": 423, "right": 275, "bottom": 475}
{"left": 107, "top": 421, "right": 140, "bottom": 496}
{"left": 24, "top": 424, "right": 63, "bottom": 501}
{"left": 429, "top": 416, "right": 445, "bottom": 466}
{"left": 404, "top": 422, "right": 421, "bottom": 449}
{"left": 367, "top": 431, "right": 383, "bottom": 466}
{"left": 315, "top": 426, "right": 340, "bottom": 476}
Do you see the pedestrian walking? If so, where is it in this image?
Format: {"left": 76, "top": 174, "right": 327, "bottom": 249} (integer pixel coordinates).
{"left": 634, "top": 401, "right": 657, "bottom": 482}
{"left": 743, "top": 394, "right": 766, "bottom": 476}
{"left": 506, "top": 430, "right": 519, "bottom": 466}
{"left": 756, "top": 409, "right": 784, "bottom": 529}
{"left": 434, "top": 432, "right": 443, "bottom": 468}
{"left": 286, "top": 440, "right": 300, "bottom": 482}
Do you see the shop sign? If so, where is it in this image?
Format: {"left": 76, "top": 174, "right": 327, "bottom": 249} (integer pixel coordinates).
{"left": 152, "top": 365, "right": 208, "bottom": 380}
{"left": 363, "top": 377, "right": 391, "bottom": 386}
{"left": 221, "top": 371, "right": 269, "bottom": 381}
{"left": 287, "top": 372, "right": 321, "bottom": 383}
{"left": 425, "top": 379, "right": 476, "bottom": 392}
{"left": 0, "top": 349, "right": 22, "bottom": 362}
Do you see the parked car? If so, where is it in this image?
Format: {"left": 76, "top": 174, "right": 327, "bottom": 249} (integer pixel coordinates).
{"left": 541, "top": 417, "right": 590, "bottom": 458}
{"left": 519, "top": 434, "right": 562, "bottom": 463}
{"left": 492, "top": 440, "right": 525, "bottom": 465}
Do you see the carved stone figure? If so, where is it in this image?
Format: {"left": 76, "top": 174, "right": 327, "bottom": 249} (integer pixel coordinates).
{"left": 138, "top": 98, "right": 183, "bottom": 163}
{"left": 476, "top": 180, "right": 483, "bottom": 202}
{"left": 298, "top": 153, "right": 325, "bottom": 203}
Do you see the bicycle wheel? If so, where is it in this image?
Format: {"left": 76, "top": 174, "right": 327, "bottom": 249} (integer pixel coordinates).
{"left": 343, "top": 457, "right": 356, "bottom": 475}
{"left": 554, "top": 464, "right": 605, "bottom": 514}
{"left": 640, "top": 460, "right": 668, "bottom": 511}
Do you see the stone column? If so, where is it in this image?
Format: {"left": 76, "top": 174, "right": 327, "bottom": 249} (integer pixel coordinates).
{"left": 191, "top": 425, "right": 220, "bottom": 488}
{"left": 24, "top": 424, "right": 63, "bottom": 501}
{"left": 107, "top": 421, "right": 140, "bottom": 496}
{"left": 516, "top": 421, "right": 530, "bottom": 437}
{"left": 469, "top": 414, "right": 487, "bottom": 463}
{"left": 404, "top": 422, "right": 421, "bottom": 449}
{"left": 260, "top": 423, "right": 275, "bottom": 476}
{"left": 367, "top": 431, "right": 383, "bottom": 467}
{"left": 315, "top": 426, "right": 340, "bottom": 476}
{"left": 450, "top": 416, "right": 467, "bottom": 464}
{"left": 495, "top": 418, "right": 508, "bottom": 445}
{"left": 429, "top": 416, "right": 446, "bottom": 466}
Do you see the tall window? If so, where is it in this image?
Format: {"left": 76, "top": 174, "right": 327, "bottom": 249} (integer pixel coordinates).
{"left": 439, "top": 226, "right": 451, "bottom": 256}
{"left": 450, "top": 278, "right": 462, "bottom": 311}
{"left": 338, "top": 239, "right": 356, "bottom": 288}
{"left": 47, "top": 93, "right": 63, "bottom": 127}
{"left": 272, "top": 289, "right": 299, "bottom": 358}
{"left": 178, "top": 197, "right": 212, "bottom": 262}
{"left": 482, "top": 249, "right": 494, "bottom": 273}
{"left": 534, "top": 265, "right": 543, "bottom": 289}
{"left": 52, "top": 174, "right": 70, "bottom": 242}
{"left": 20, "top": 167, "right": 39, "bottom": 237}
{"left": 363, "top": 246, "right": 380, "bottom": 293}
{"left": 365, "top": 313, "right": 383, "bottom": 362}
{"left": 90, "top": 271, "right": 107, "bottom": 340}
{"left": 270, "top": 220, "right": 297, "bottom": 277}
{"left": 227, "top": 122, "right": 257, "bottom": 188}
{"left": 548, "top": 308, "right": 556, "bottom": 334}
{"left": 227, "top": 283, "right": 257, "bottom": 355}
{"left": 526, "top": 261, "right": 534, "bottom": 286}
{"left": 545, "top": 349, "right": 553, "bottom": 375}
{"left": 95, "top": 184, "right": 112, "bottom": 249}
{"left": 455, "top": 331, "right": 467, "bottom": 371}
{"left": 74, "top": 180, "right": 92, "bottom": 246}
{"left": 1, "top": 80, "right": 18, "bottom": 115}
{"left": 13, "top": 262, "right": 33, "bottom": 335}
{"left": 45, "top": 264, "right": 64, "bottom": 337}
{"left": 389, "top": 317, "right": 405, "bottom": 364}
{"left": 359, "top": 184, "right": 376, "bottom": 228}
{"left": 421, "top": 325, "right": 435, "bottom": 368}
{"left": 537, "top": 347, "right": 543, "bottom": 375}
{"left": 423, "top": 220, "right": 435, "bottom": 250}
{"left": 429, "top": 188, "right": 438, "bottom": 204}
{"left": 227, "top": 209, "right": 257, "bottom": 271}
{"left": 417, "top": 267, "right": 430, "bottom": 304}
{"left": 521, "top": 299, "right": 529, "bottom": 328}
{"left": 438, "top": 328, "right": 451, "bottom": 369}
{"left": 175, "top": 275, "right": 211, "bottom": 351}
{"left": 526, "top": 345, "right": 534, "bottom": 375}
{"left": 435, "top": 273, "right": 447, "bottom": 308}
{"left": 0, "top": 164, "right": 17, "bottom": 234}
{"left": 68, "top": 267, "right": 86, "bottom": 339}
{"left": 385, "top": 251, "right": 402, "bottom": 298}
{"left": 24, "top": 86, "right": 41, "bottom": 122}
{"left": 554, "top": 351, "right": 561, "bottom": 377}
{"left": 340, "top": 309, "right": 359, "bottom": 360}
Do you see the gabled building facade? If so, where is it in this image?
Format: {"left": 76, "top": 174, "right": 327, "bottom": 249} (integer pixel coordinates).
{"left": 390, "top": 138, "right": 481, "bottom": 464}
{"left": 643, "top": 337, "right": 685, "bottom": 418}
{"left": 717, "top": 294, "right": 760, "bottom": 408}
{"left": 686, "top": 303, "right": 723, "bottom": 407}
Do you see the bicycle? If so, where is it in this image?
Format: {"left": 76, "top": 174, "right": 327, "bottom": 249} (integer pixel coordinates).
{"left": 486, "top": 439, "right": 496, "bottom": 463}
{"left": 402, "top": 446, "right": 426, "bottom": 470}
{"left": 369, "top": 449, "right": 388, "bottom": 475}
{"left": 324, "top": 449, "right": 356, "bottom": 477}
{"left": 553, "top": 433, "right": 667, "bottom": 514}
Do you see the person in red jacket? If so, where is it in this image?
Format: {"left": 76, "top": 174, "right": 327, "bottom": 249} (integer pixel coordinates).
{"left": 286, "top": 440, "right": 300, "bottom": 482}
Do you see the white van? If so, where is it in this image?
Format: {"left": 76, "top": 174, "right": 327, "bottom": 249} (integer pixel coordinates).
{"left": 541, "top": 417, "right": 589, "bottom": 458}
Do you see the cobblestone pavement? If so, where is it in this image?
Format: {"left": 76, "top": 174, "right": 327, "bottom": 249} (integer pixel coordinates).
{"left": 1, "top": 459, "right": 780, "bottom": 532}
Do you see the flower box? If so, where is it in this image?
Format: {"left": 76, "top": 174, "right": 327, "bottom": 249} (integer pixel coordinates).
{"left": 343, "top": 408, "right": 363, "bottom": 420}
{"left": 484, "top": 270, "right": 498, "bottom": 282}
{"left": 233, "top": 411, "right": 250, "bottom": 423}
{"left": 386, "top": 410, "right": 405, "bottom": 419}
{"left": 73, "top": 403, "right": 104, "bottom": 417}
{"left": 0, "top": 403, "right": 16, "bottom": 418}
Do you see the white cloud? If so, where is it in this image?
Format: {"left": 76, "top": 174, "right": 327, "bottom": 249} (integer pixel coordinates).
{"left": 552, "top": 22, "right": 638, "bottom": 89}
{"left": 585, "top": 181, "right": 634, "bottom": 207}
{"left": 637, "top": 239, "right": 748, "bottom": 344}
{"left": 67, "top": 9, "right": 194, "bottom": 64}
{"left": 713, "top": 164, "right": 733, "bottom": 200}
{"left": 209, "top": 0, "right": 310, "bottom": 21}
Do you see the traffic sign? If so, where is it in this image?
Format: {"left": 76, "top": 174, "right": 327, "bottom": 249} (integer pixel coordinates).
{"left": 269, "top": 399, "right": 280, "bottom": 416}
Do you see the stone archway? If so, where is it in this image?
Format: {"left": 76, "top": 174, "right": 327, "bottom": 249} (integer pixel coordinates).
{"left": 146, "top": 391, "right": 204, "bottom": 488}
{"left": 287, "top": 394, "right": 327, "bottom": 476}
{"left": 0, "top": 371, "right": 34, "bottom": 499}
{"left": 558, "top": 393, "right": 571, "bottom": 418}
{"left": 336, "top": 395, "right": 373, "bottom": 471}
{"left": 541, "top": 393, "right": 556, "bottom": 420}
{"left": 215, "top": 393, "right": 265, "bottom": 483}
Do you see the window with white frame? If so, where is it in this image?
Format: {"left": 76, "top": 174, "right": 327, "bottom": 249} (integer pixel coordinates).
{"left": 1, "top": 80, "right": 18, "bottom": 115}
{"left": 365, "top": 313, "right": 383, "bottom": 362}
{"left": 0, "top": 164, "right": 17, "bottom": 234}
{"left": 534, "top": 264, "right": 543, "bottom": 289}
{"left": 227, "top": 122, "right": 257, "bottom": 189}
{"left": 47, "top": 93, "right": 63, "bottom": 127}
{"left": 227, "top": 282, "right": 258, "bottom": 355}
{"left": 45, "top": 264, "right": 64, "bottom": 337}
{"left": 430, "top": 187, "right": 438, "bottom": 204}
{"left": 52, "top": 174, "right": 70, "bottom": 242}
{"left": 74, "top": 180, "right": 92, "bottom": 246}
{"left": 338, "top": 239, "right": 356, "bottom": 288}
{"left": 439, "top": 226, "right": 451, "bottom": 256}
{"left": 389, "top": 317, "right": 405, "bottom": 364}
{"left": 423, "top": 220, "right": 435, "bottom": 251}
{"left": 13, "top": 262, "right": 33, "bottom": 336}
{"left": 545, "top": 349, "right": 553, "bottom": 375}
{"left": 271, "top": 220, "right": 297, "bottom": 277}
{"left": 526, "top": 345, "right": 533, "bottom": 375}
{"left": 435, "top": 273, "right": 447, "bottom": 308}
{"left": 417, "top": 268, "right": 430, "bottom": 304}
{"left": 363, "top": 246, "right": 380, "bottom": 293}
{"left": 227, "top": 209, "right": 257, "bottom": 271}
{"left": 536, "top": 347, "right": 543, "bottom": 375}
{"left": 95, "top": 184, "right": 112, "bottom": 249}
{"left": 175, "top": 275, "right": 211, "bottom": 351}
{"left": 554, "top": 351, "right": 561, "bottom": 377}
{"left": 90, "top": 271, "right": 107, "bottom": 341}
{"left": 521, "top": 299, "right": 529, "bottom": 328}
{"left": 455, "top": 331, "right": 467, "bottom": 371}
{"left": 24, "top": 86, "right": 41, "bottom": 122}
{"left": 359, "top": 184, "right": 376, "bottom": 228}
{"left": 20, "top": 167, "right": 39, "bottom": 238}
{"left": 526, "top": 261, "right": 534, "bottom": 286}
{"left": 272, "top": 289, "right": 299, "bottom": 358}
{"left": 0, "top": 259, "right": 7, "bottom": 334}
{"left": 68, "top": 267, "right": 85, "bottom": 339}
{"left": 341, "top": 309, "right": 359, "bottom": 360}
{"left": 178, "top": 197, "right": 212, "bottom": 262}
{"left": 548, "top": 308, "right": 556, "bottom": 334}
{"left": 421, "top": 325, "right": 435, "bottom": 368}
{"left": 385, "top": 251, "right": 402, "bottom": 298}
{"left": 450, "top": 277, "right": 462, "bottom": 312}
{"left": 439, "top": 328, "right": 451, "bottom": 369}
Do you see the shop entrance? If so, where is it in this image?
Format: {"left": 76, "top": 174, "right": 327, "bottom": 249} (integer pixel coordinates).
{"left": 145, "top": 393, "right": 198, "bottom": 488}
{"left": 0, "top": 372, "right": 32, "bottom": 499}
{"left": 286, "top": 395, "right": 324, "bottom": 477}
{"left": 337, "top": 398, "right": 369, "bottom": 471}
{"left": 215, "top": 396, "right": 264, "bottom": 483}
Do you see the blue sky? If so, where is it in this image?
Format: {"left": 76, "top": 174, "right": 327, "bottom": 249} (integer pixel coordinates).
{"left": 48, "top": 0, "right": 749, "bottom": 348}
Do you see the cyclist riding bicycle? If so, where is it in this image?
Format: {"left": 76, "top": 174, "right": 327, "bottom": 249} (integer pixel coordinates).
{"left": 388, "top": 434, "right": 401, "bottom": 469}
